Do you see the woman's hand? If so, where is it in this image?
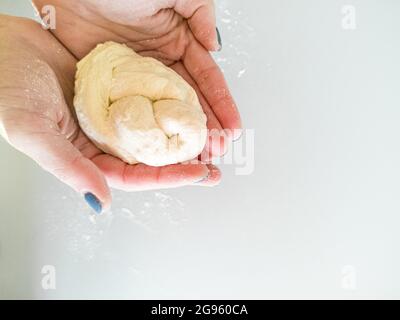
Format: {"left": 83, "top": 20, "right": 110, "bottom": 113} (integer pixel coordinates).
{"left": 33, "top": 0, "right": 242, "bottom": 158}
{"left": 0, "top": 15, "right": 218, "bottom": 213}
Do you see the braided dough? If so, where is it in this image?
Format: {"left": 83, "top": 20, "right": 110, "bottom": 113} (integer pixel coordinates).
{"left": 74, "top": 42, "right": 207, "bottom": 167}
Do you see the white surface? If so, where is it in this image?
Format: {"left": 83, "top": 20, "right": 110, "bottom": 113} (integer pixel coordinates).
{"left": 1, "top": 0, "right": 400, "bottom": 299}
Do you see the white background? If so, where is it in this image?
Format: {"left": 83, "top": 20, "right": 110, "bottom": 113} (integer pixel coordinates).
{"left": 0, "top": 0, "right": 400, "bottom": 299}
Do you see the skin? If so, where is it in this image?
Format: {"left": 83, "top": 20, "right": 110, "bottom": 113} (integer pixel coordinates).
{"left": 0, "top": 0, "right": 242, "bottom": 210}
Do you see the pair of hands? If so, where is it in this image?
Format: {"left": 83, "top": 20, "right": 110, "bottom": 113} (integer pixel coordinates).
{"left": 0, "top": 0, "right": 241, "bottom": 211}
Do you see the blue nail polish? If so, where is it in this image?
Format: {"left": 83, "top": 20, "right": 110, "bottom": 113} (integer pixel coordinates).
{"left": 84, "top": 193, "right": 102, "bottom": 214}
{"left": 216, "top": 27, "right": 222, "bottom": 51}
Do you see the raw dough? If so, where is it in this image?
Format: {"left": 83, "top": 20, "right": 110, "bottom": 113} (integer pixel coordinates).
{"left": 74, "top": 42, "right": 207, "bottom": 166}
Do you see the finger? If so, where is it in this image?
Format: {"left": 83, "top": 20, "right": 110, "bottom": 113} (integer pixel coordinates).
{"left": 174, "top": 0, "right": 219, "bottom": 51}
{"left": 5, "top": 114, "right": 111, "bottom": 212}
{"left": 183, "top": 38, "right": 242, "bottom": 140}
{"left": 195, "top": 164, "right": 221, "bottom": 187}
{"left": 92, "top": 153, "right": 211, "bottom": 191}
{"left": 171, "top": 62, "right": 228, "bottom": 160}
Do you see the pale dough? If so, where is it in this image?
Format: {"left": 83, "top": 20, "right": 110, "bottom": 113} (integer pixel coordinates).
{"left": 74, "top": 41, "right": 207, "bottom": 167}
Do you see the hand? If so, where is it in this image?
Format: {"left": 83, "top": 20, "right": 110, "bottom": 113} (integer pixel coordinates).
{"left": 32, "top": 0, "right": 242, "bottom": 157}
{"left": 0, "top": 15, "right": 217, "bottom": 213}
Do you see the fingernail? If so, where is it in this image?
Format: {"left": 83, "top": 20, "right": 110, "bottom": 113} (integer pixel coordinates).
{"left": 216, "top": 27, "right": 222, "bottom": 51}
{"left": 84, "top": 193, "right": 102, "bottom": 214}
{"left": 195, "top": 170, "right": 211, "bottom": 184}
{"left": 195, "top": 165, "right": 221, "bottom": 187}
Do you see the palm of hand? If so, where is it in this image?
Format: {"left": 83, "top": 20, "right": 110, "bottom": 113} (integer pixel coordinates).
{"left": 3, "top": 0, "right": 242, "bottom": 209}
{"left": 40, "top": 0, "right": 241, "bottom": 140}
{"left": 43, "top": 2, "right": 241, "bottom": 180}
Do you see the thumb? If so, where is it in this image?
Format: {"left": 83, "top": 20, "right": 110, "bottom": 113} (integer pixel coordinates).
{"left": 174, "top": 0, "right": 220, "bottom": 51}
{"left": 4, "top": 115, "right": 111, "bottom": 214}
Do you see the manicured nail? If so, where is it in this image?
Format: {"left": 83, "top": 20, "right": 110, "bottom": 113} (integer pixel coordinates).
{"left": 216, "top": 27, "right": 222, "bottom": 51}
{"left": 84, "top": 193, "right": 102, "bottom": 214}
